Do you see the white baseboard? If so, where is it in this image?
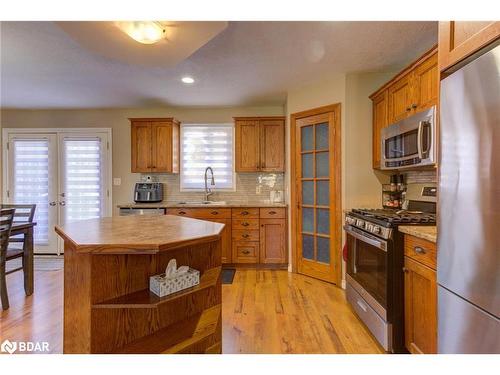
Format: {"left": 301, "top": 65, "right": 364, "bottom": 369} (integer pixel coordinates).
{"left": 341, "top": 279, "right": 346, "bottom": 289}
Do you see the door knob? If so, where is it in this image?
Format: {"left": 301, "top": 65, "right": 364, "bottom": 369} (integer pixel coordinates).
{"left": 49, "top": 201, "right": 57, "bottom": 207}
{"left": 59, "top": 201, "right": 66, "bottom": 206}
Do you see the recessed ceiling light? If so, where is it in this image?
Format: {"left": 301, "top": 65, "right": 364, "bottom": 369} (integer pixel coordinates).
{"left": 181, "top": 76, "right": 195, "bottom": 84}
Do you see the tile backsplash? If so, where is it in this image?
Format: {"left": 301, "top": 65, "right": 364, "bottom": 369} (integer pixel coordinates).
{"left": 404, "top": 170, "right": 437, "bottom": 184}
{"left": 143, "top": 173, "right": 285, "bottom": 204}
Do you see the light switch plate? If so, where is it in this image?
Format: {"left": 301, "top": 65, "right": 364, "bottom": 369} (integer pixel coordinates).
{"left": 113, "top": 178, "right": 121, "bottom": 186}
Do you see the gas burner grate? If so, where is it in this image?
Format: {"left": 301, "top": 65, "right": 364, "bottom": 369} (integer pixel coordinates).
{"left": 351, "top": 208, "right": 436, "bottom": 225}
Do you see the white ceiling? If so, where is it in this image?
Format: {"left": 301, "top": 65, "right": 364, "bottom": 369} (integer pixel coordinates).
{"left": 0, "top": 21, "right": 438, "bottom": 109}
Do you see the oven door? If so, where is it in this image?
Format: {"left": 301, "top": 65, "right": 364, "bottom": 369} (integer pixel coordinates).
{"left": 381, "top": 106, "right": 435, "bottom": 170}
{"left": 345, "top": 225, "right": 388, "bottom": 316}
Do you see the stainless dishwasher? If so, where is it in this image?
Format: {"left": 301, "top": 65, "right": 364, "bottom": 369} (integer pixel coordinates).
{"left": 119, "top": 207, "right": 166, "bottom": 216}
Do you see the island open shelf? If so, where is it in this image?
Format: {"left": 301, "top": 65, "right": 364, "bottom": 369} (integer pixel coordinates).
{"left": 55, "top": 215, "right": 224, "bottom": 354}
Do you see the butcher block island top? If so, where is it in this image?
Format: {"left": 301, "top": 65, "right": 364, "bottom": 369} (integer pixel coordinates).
{"left": 55, "top": 215, "right": 223, "bottom": 354}
{"left": 55, "top": 215, "right": 225, "bottom": 253}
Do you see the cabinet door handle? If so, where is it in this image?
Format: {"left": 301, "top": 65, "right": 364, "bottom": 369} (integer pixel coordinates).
{"left": 402, "top": 267, "right": 409, "bottom": 273}
{"left": 241, "top": 222, "right": 249, "bottom": 227}
{"left": 242, "top": 234, "right": 250, "bottom": 238}
{"left": 269, "top": 211, "right": 276, "bottom": 215}
{"left": 211, "top": 211, "right": 219, "bottom": 215}
{"left": 241, "top": 211, "right": 249, "bottom": 215}
{"left": 178, "top": 211, "right": 186, "bottom": 215}
{"left": 414, "top": 246, "right": 426, "bottom": 254}
{"left": 242, "top": 250, "right": 250, "bottom": 255}
{"left": 406, "top": 107, "right": 412, "bottom": 112}
{"left": 412, "top": 103, "right": 417, "bottom": 109}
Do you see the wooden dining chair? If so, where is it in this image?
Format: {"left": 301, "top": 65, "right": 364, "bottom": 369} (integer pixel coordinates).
{"left": 0, "top": 204, "right": 36, "bottom": 308}
{"left": 1, "top": 208, "right": 16, "bottom": 310}
{"left": 1, "top": 204, "right": 36, "bottom": 248}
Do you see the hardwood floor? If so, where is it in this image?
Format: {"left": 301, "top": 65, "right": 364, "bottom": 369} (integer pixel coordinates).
{"left": 0, "top": 269, "right": 383, "bottom": 354}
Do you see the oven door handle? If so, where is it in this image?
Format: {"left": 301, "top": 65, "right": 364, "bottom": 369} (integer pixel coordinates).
{"left": 344, "top": 225, "right": 387, "bottom": 252}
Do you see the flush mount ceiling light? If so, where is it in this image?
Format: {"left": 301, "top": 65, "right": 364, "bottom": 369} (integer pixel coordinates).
{"left": 115, "top": 21, "right": 167, "bottom": 44}
{"left": 181, "top": 76, "right": 195, "bottom": 84}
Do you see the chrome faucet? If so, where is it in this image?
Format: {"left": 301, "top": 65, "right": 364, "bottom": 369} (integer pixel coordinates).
{"left": 204, "top": 166, "right": 215, "bottom": 202}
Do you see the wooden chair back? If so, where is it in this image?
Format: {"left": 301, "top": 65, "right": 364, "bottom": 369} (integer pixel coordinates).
{"left": 0, "top": 209, "right": 16, "bottom": 256}
{"left": 0, "top": 204, "right": 36, "bottom": 224}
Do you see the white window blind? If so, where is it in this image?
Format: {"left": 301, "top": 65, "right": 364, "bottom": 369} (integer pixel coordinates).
{"left": 64, "top": 139, "right": 102, "bottom": 221}
{"left": 12, "top": 139, "right": 50, "bottom": 245}
{"left": 181, "top": 124, "right": 234, "bottom": 190}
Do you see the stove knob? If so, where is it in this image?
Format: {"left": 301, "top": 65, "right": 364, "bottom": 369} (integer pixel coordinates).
{"left": 356, "top": 219, "right": 365, "bottom": 228}
{"left": 372, "top": 226, "right": 380, "bottom": 234}
{"left": 366, "top": 223, "right": 373, "bottom": 232}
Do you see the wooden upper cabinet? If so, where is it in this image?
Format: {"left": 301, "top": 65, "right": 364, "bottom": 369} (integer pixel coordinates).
{"left": 131, "top": 121, "right": 152, "bottom": 172}
{"left": 260, "top": 119, "right": 285, "bottom": 171}
{"left": 130, "top": 118, "right": 179, "bottom": 173}
{"left": 388, "top": 73, "right": 413, "bottom": 124}
{"left": 235, "top": 117, "right": 285, "bottom": 173}
{"left": 372, "top": 90, "right": 388, "bottom": 169}
{"left": 412, "top": 52, "right": 438, "bottom": 113}
{"left": 439, "top": 21, "right": 500, "bottom": 73}
{"left": 371, "top": 46, "right": 438, "bottom": 169}
{"left": 235, "top": 120, "right": 260, "bottom": 172}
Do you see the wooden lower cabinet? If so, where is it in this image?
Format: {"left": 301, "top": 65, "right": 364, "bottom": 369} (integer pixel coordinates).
{"left": 232, "top": 241, "right": 259, "bottom": 263}
{"left": 259, "top": 219, "right": 287, "bottom": 263}
{"left": 167, "top": 207, "right": 287, "bottom": 265}
{"left": 211, "top": 218, "right": 232, "bottom": 264}
{"left": 404, "top": 255, "right": 437, "bottom": 354}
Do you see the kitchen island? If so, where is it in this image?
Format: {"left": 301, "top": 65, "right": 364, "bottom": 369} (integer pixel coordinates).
{"left": 55, "top": 215, "right": 224, "bottom": 354}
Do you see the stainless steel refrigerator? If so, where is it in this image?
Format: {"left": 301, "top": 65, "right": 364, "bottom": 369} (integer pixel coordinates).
{"left": 438, "top": 42, "right": 500, "bottom": 354}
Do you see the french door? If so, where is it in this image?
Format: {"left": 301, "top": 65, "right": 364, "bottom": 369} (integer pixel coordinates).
{"left": 3, "top": 130, "right": 112, "bottom": 254}
{"left": 292, "top": 104, "right": 342, "bottom": 284}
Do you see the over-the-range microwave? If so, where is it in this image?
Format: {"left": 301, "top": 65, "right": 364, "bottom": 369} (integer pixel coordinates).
{"left": 381, "top": 106, "right": 436, "bottom": 170}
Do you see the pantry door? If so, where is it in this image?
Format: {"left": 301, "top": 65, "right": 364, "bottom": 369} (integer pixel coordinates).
{"left": 291, "top": 104, "right": 342, "bottom": 284}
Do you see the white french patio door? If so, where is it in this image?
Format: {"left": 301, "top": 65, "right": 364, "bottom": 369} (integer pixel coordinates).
{"left": 58, "top": 133, "right": 108, "bottom": 226}
{"left": 5, "top": 134, "right": 59, "bottom": 253}
{"left": 3, "top": 129, "right": 112, "bottom": 254}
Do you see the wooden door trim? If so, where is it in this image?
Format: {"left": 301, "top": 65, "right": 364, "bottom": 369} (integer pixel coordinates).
{"left": 290, "top": 103, "right": 342, "bottom": 285}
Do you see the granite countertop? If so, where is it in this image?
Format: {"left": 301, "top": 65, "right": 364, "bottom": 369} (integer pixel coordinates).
{"left": 398, "top": 226, "right": 437, "bottom": 243}
{"left": 117, "top": 202, "right": 288, "bottom": 209}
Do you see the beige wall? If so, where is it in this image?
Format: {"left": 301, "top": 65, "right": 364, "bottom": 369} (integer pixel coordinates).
{"left": 345, "top": 73, "right": 394, "bottom": 209}
{"left": 0, "top": 105, "right": 284, "bottom": 214}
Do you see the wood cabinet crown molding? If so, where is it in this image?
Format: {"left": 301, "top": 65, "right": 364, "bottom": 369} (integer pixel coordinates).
{"left": 369, "top": 45, "right": 437, "bottom": 100}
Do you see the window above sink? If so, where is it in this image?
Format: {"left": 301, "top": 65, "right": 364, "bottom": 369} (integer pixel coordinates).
{"left": 180, "top": 124, "right": 235, "bottom": 191}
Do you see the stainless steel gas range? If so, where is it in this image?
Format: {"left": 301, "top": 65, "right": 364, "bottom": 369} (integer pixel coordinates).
{"left": 343, "top": 184, "right": 436, "bottom": 353}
